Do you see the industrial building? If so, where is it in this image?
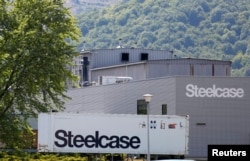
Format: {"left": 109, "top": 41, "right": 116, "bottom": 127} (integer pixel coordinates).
{"left": 65, "top": 76, "right": 250, "bottom": 157}
{"left": 61, "top": 48, "right": 250, "bottom": 157}
{"left": 70, "top": 48, "right": 231, "bottom": 87}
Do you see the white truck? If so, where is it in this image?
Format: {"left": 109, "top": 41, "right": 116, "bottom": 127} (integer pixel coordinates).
{"left": 38, "top": 113, "right": 189, "bottom": 159}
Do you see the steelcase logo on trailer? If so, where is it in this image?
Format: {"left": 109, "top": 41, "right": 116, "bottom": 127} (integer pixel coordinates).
{"left": 185, "top": 84, "right": 244, "bottom": 98}
{"left": 54, "top": 130, "right": 141, "bottom": 149}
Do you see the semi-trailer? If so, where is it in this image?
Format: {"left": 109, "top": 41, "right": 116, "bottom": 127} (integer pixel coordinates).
{"left": 38, "top": 113, "right": 189, "bottom": 159}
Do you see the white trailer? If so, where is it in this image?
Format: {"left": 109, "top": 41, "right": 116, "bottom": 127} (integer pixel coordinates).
{"left": 38, "top": 113, "right": 189, "bottom": 159}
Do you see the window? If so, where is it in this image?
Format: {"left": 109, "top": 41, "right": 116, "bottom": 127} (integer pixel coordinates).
{"left": 190, "top": 64, "right": 194, "bottom": 76}
{"left": 137, "top": 99, "right": 147, "bottom": 115}
{"left": 83, "top": 57, "right": 89, "bottom": 65}
{"left": 196, "top": 123, "right": 206, "bottom": 126}
{"left": 121, "top": 53, "right": 129, "bottom": 61}
{"left": 226, "top": 66, "right": 230, "bottom": 76}
{"left": 162, "top": 104, "right": 167, "bottom": 115}
{"left": 212, "top": 64, "right": 215, "bottom": 76}
{"left": 141, "top": 53, "right": 148, "bottom": 61}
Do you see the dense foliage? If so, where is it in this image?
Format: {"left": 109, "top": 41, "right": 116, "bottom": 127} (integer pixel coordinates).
{"left": 0, "top": 152, "right": 90, "bottom": 161}
{"left": 76, "top": 0, "right": 250, "bottom": 76}
{"left": 0, "top": 0, "right": 80, "bottom": 148}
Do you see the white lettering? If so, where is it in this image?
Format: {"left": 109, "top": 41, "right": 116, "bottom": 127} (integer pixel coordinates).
{"left": 212, "top": 149, "right": 247, "bottom": 157}
{"left": 212, "top": 149, "right": 219, "bottom": 156}
{"left": 186, "top": 84, "right": 244, "bottom": 98}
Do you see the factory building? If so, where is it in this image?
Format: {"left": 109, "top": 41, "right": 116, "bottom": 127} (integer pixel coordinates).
{"left": 64, "top": 76, "right": 250, "bottom": 157}
{"left": 71, "top": 48, "right": 231, "bottom": 86}
{"left": 63, "top": 48, "right": 249, "bottom": 158}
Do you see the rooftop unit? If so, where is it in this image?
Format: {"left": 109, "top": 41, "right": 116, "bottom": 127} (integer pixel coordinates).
{"left": 98, "top": 76, "right": 133, "bottom": 85}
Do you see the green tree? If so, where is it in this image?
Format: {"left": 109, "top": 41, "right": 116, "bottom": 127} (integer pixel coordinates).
{"left": 0, "top": 0, "right": 80, "bottom": 149}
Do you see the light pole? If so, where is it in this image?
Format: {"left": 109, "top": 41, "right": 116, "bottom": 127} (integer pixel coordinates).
{"left": 143, "top": 94, "right": 153, "bottom": 161}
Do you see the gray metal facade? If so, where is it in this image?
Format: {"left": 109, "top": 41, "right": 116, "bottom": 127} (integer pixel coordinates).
{"left": 175, "top": 77, "right": 250, "bottom": 157}
{"left": 83, "top": 48, "right": 173, "bottom": 68}
{"left": 89, "top": 59, "right": 231, "bottom": 83}
{"left": 78, "top": 48, "right": 231, "bottom": 84}
{"left": 91, "top": 62, "right": 147, "bottom": 82}
{"left": 147, "top": 59, "right": 231, "bottom": 78}
{"left": 64, "top": 76, "right": 250, "bottom": 158}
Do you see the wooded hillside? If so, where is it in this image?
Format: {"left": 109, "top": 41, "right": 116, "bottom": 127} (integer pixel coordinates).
{"left": 75, "top": 0, "right": 250, "bottom": 76}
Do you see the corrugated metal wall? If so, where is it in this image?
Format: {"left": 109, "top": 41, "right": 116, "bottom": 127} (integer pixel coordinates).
{"left": 87, "top": 58, "right": 231, "bottom": 84}
{"left": 147, "top": 59, "right": 231, "bottom": 78}
{"left": 84, "top": 48, "right": 172, "bottom": 68}
{"left": 65, "top": 76, "right": 250, "bottom": 158}
{"left": 79, "top": 49, "right": 231, "bottom": 85}
{"left": 90, "top": 63, "right": 146, "bottom": 82}
{"left": 65, "top": 77, "right": 177, "bottom": 114}
{"left": 175, "top": 77, "right": 250, "bottom": 157}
